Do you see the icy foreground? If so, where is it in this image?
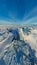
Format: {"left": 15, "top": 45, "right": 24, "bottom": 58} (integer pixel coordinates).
{"left": 0, "top": 25, "right": 37, "bottom": 65}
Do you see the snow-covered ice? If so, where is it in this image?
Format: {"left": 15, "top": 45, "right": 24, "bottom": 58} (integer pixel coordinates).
{"left": 0, "top": 25, "right": 37, "bottom": 65}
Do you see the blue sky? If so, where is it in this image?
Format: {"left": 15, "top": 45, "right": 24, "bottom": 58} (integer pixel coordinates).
{"left": 0, "top": 0, "right": 37, "bottom": 24}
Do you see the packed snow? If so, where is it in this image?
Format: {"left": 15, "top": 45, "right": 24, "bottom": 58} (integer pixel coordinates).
{"left": 0, "top": 25, "right": 37, "bottom": 65}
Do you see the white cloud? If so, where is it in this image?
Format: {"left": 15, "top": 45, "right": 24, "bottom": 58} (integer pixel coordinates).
{"left": 23, "top": 6, "right": 37, "bottom": 21}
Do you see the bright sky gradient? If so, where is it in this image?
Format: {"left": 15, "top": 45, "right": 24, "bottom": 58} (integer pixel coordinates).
{"left": 0, "top": 0, "right": 37, "bottom": 24}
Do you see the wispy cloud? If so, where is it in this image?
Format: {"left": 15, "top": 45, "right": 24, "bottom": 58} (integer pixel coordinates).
{"left": 0, "top": 20, "right": 12, "bottom": 25}
{"left": 23, "top": 6, "right": 37, "bottom": 21}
